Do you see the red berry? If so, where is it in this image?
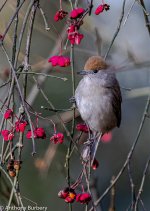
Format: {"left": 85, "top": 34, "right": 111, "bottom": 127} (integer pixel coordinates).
{"left": 101, "top": 132, "right": 112, "bottom": 143}
{"left": 50, "top": 133, "right": 64, "bottom": 144}
{"left": 65, "top": 196, "right": 74, "bottom": 203}
{"left": 95, "top": 5, "right": 104, "bottom": 15}
{"left": 0, "top": 34, "right": 3, "bottom": 40}
{"left": 58, "top": 56, "right": 70, "bottom": 67}
{"left": 58, "top": 188, "right": 69, "bottom": 199}
{"left": 1, "top": 130, "right": 14, "bottom": 141}
{"left": 35, "top": 127, "right": 46, "bottom": 139}
{"left": 76, "top": 123, "right": 88, "bottom": 133}
{"left": 92, "top": 159, "right": 99, "bottom": 170}
{"left": 15, "top": 120, "right": 28, "bottom": 132}
{"left": 14, "top": 160, "right": 22, "bottom": 170}
{"left": 70, "top": 8, "right": 85, "bottom": 19}
{"left": 4, "top": 109, "right": 13, "bottom": 119}
{"left": 9, "top": 169, "right": 16, "bottom": 177}
{"left": 54, "top": 10, "right": 68, "bottom": 22}
{"left": 48, "top": 55, "right": 70, "bottom": 67}
{"left": 76, "top": 193, "right": 91, "bottom": 204}
{"left": 26, "top": 130, "right": 37, "bottom": 139}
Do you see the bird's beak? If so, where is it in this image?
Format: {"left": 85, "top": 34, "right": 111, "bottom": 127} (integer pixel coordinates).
{"left": 77, "top": 70, "right": 88, "bottom": 75}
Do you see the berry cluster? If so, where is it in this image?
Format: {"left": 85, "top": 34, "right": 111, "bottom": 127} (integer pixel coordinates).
{"left": 26, "top": 128, "right": 46, "bottom": 139}
{"left": 1, "top": 108, "right": 65, "bottom": 145}
{"left": 7, "top": 159, "right": 22, "bottom": 177}
{"left": 48, "top": 1, "right": 110, "bottom": 66}
{"left": 58, "top": 187, "right": 91, "bottom": 204}
{"left": 48, "top": 55, "right": 70, "bottom": 67}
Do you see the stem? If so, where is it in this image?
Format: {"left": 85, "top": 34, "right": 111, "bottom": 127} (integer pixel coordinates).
{"left": 0, "top": 0, "right": 8, "bottom": 12}
{"left": 123, "top": 0, "right": 136, "bottom": 26}
{"left": 17, "top": 71, "right": 68, "bottom": 81}
{"left": 69, "top": 0, "right": 73, "bottom": 10}
{"left": 0, "top": 166, "right": 20, "bottom": 205}
{"left": 65, "top": 45, "right": 75, "bottom": 201}
{"left": 38, "top": 5, "right": 50, "bottom": 31}
{"left": 60, "top": 0, "right": 62, "bottom": 10}
{"left": 2, "top": 0, "right": 25, "bottom": 40}
{"left": 104, "top": 0, "right": 126, "bottom": 60}
{"left": 1, "top": 44, "right": 36, "bottom": 155}
{"left": 14, "top": 0, "right": 35, "bottom": 68}
{"left": 32, "top": 76, "right": 81, "bottom": 155}
{"left": 70, "top": 45, "right": 75, "bottom": 136}
{"left": 139, "top": 0, "right": 150, "bottom": 35}
{"left": 134, "top": 155, "right": 150, "bottom": 210}
{"left": 7, "top": 173, "right": 18, "bottom": 207}
{"left": 24, "top": 1, "right": 38, "bottom": 98}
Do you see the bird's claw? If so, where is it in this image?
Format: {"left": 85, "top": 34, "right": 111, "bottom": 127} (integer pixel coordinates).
{"left": 69, "top": 96, "right": 76, "bottom": 104}
{"left": 84, "top": 138, "right": 94, "bottom": 146}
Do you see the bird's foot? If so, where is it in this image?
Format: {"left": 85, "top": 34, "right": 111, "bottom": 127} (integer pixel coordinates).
{"left": 69, "top": 96, "right": 76, "bottom": 104}
{"left": 82, "top": 138, "right": 94, "bottom": 163}
{"left": 84, "top": 138, "right": 94, "bottom": 146}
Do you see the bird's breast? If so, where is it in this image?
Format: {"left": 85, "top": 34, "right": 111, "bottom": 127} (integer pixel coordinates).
{"left": 75, "top": 76, "right": 118, "bottom": 133}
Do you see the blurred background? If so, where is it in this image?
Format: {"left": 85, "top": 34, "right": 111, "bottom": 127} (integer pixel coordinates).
{"left": 0, "top": 0, "right": 150, "bottom": 210}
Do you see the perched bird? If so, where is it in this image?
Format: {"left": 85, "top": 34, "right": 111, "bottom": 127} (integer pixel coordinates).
{"left": 75, "top": 56, "right": 122, "bottom": 165}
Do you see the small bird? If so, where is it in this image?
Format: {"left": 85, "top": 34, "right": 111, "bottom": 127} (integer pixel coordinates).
{"left": 75, "top": 56, "right": 122, "bottom": 165}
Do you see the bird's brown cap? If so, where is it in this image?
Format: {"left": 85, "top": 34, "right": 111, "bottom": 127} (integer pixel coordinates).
{"left": 84, "top": 56, "right": 107, "bottom": 71}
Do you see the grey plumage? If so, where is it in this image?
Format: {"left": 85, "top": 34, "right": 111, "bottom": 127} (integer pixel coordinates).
{"left": 75, "top": 58, "right": 122, "bottom": 165}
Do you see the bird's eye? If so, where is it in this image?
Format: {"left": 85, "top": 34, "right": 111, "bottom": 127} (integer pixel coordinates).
{"left": 93, "top": 70, "right": 98, "bottom": 74}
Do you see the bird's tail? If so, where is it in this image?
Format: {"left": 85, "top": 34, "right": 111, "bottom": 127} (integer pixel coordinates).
{"left": 82, "top": 132, "right": 102, "bottom": 166}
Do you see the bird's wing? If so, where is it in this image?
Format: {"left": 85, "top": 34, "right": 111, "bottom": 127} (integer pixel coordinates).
{"left": 105, "top": 74, "right": 122, "bottom": 127}
{"left": 112, "top": 82, "right": 122, "bottom": 127}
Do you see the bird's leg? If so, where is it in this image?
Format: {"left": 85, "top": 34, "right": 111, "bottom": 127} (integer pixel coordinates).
{"left": 84, "top": 129, "right": 94, "bottom": 146}
{"left": 90, "top": 132, "right": 102, "bottom": 166}
{"left": 82, "top": 130, "right": 94, "bottom": 163}
{"left": 84, "top": 138, "right": 94, "bottom": 145}
{"left": 82, "top": 138, "right": 93, "bottom": 163}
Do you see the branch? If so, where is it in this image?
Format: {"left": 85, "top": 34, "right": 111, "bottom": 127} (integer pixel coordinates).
{"left": 134, "top": 155, "right": 150, "bottom": 210}
{"left": 104, "top": 0, "right": 127, "bottom": 60}
{"left": 2, "top": 0, "right": 25, "bottom": 40}
{"left": 1, "top": 44, "right": 36, "bottom": 155}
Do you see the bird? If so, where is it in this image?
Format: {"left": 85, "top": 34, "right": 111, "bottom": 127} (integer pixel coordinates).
{"left": 75, "top": 56, "right": 122, "bottom": 165}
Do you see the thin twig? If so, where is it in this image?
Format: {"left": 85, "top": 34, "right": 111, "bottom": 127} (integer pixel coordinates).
{"left": 17, "top": 71, "right": 68, "bottom": 81}
{"left": 14, "top": 0, "right": 35, "bottom": 68}
{"left": 1, "top": 44, "right": 36, "bottom": 155}
{"left": 70, "top": 45, "right": 76, "bottom": 136}
{"left": 0, "top": 165, "right": 20, "bottom": 205}
{"left": 127, "top": 162, "right": 136, "bottom": 210}
{"left": 38, "top": 5, "right": 50, "bottom": 31}
{"left": 94, "top": 28, "right": 102, "bottom": 56}
{"left": 104, "top": 0, "right": 126, "bottom": 60}
{"left": 26, "top": 27, "right": 67, "bottom": 105}
{"left": 2, "top": 0, "right": 25, "bottom": 40}
{"left": 123, "top": 0, "right": 136, "bottom": 26}
{"left": 23, "top": 0, "right": 38, "bottom": 97}
{"left": 138, "top": 0, "right": 150, "bottom": 35}
{"left": 134, "top": 155, "right": 150, "bottom": 210}
{"left": 0, "top": 0, "right": 8, "bottom": 12}
{"left": 0, "top": 79, "right": 11, "bottom": 88}
{"left": 108, "top": 176, "right": 116, "bottom": 211}
{"left": 41, "top": 106, "right": 73, "bottom": 112}
{"left": 7, "top": 173, "right": 18, "bottom": 207}
{"left": 32, "top": 76, "right": 81, "bottom": 155}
